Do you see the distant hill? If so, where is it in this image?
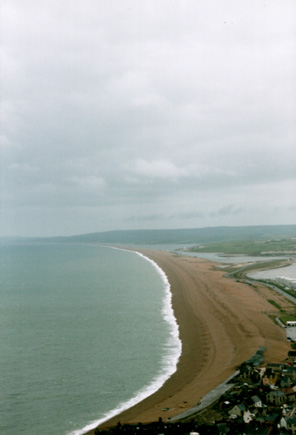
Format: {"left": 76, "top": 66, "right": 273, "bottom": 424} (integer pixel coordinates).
{"left": 23, "top": 224, "right": 296, "bottom": 245}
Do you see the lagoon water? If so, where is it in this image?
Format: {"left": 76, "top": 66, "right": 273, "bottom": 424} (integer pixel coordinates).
{"left": 248, "top": 262, "right": 296, "bottom": 281}
{"left": 0, "top": 243, "right": 180, "bottom": 435}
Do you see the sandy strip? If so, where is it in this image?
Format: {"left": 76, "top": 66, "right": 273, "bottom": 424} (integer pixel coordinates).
{"left": 86, "top": 249, "right": 292, "bottom": 433}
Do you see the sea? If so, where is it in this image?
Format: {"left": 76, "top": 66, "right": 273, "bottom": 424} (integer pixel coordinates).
{"left": 0, "top": 242, "right": 181, "bottom": 435}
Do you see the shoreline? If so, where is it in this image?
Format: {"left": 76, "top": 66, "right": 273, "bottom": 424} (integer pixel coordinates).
{"left": 85, "top": 249, "right": 292, "bottom": 434}
{"left": 77, "top": 247, "right": 182, "bottom": 433}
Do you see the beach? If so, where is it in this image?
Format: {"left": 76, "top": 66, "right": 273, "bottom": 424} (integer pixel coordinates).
{"left": 86, "top": 249, "right": 292, "bottom": 433}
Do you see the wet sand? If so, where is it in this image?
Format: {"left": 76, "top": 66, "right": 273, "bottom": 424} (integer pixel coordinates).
{"left": 86, "top": 249, "right": 292, "bottom": 433}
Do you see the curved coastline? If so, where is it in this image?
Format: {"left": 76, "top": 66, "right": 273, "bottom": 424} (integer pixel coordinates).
{"left": 73, "top": 247, "right": 181, "bottom": 435}
{"left": 85, "top": 248, "right": 291, "bottom": 434}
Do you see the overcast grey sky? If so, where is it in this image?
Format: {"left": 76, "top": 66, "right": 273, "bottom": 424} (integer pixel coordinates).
{"left": 1, "top": 0, "right": 295, "bottom": 237}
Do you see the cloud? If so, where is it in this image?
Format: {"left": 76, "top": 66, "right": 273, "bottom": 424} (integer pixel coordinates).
{"left": 133, "top": 159, "right": 187, "bottom": 180}
{"left": 125, "top": 214, "right": 164, "bottom": 222}
{"left": 68, "top": 176, "right": 106, "bottom": 192}
{"left": 131, "top": 159, "right": 238, "bottom": 184}
{"left": 170, "top": 211, "right": 204, "bottom": 220}
{"left": 210, "top": 204, "right": 246, "bottom": 218}
{"left": 1, "top": 0, "right": 295, "bottom": 236}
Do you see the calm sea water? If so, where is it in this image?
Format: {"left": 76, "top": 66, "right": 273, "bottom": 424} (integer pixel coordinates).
{"left": 0, "top": 243, "right": 181, "bottom": 435}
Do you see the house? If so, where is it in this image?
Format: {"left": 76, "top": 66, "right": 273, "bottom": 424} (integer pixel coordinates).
{"left": 228, "top": 403, "right": 253, "bottom": 423}
{"left": 238, "top": 363, "right": 255, "bottom": 381}
{"left": 287, "top": 351, "right": 296, "bottom": 364}
{"left": 264, "top": 412, "right": 280, "bottom": 425}
{"left": 250, "top": 395, "right": 262, "bottom": 408}
{"left": 229, "top": 403, "right": 246, "bottom": 417}
{"left": 262, "top": 368, "right": 279, "bottom": 386}
{"left": 280, "top": 415, "right": 288, "bottom": 431}
{"left": 283, "top": 366, "right": 296, "bottom": 382}
{"left": 286, "top": 416, "right": 296, "bottom": 434}
{"left": 279, "top": 374, "right": 293, "bottom": 388}
{"left": 266, "top": 363, "right": 286, "bottom": 373}
{"left": 284, "top": 386, "right": 296, "bottom": 402}
{"left": 253, "top": 414, "right": 266, "bottom": 425}
{"left": 266, "top": 389, "right": 286, "bottom": 406}
{"left": 243, "top": 409, "right": 253, "bottom": 423}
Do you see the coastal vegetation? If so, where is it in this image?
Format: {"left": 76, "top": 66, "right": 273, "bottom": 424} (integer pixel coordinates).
{"left": 186, "top": 237, "right": 296, "bottom": 256}
{"left": 280, "top": 314, "right": 296, "bottom": 325}
{"left": 267, "top": 299, "right": 284, "bottom": 311}
{"left": 221, "top": 256, "right": 296, "bottom": 328}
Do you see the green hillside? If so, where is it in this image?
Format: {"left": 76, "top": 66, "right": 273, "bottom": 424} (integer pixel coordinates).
{"left": 19, "top": 224, "right": 296, "bottom": 247}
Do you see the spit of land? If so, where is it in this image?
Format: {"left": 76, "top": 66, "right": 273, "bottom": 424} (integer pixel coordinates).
{"left": 86, "top": 249, "right": 291, "bottom": 433}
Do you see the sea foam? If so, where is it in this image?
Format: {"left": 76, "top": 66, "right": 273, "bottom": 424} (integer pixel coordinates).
{"left": 69, "top": 248, "right": 182, "bottom": 435}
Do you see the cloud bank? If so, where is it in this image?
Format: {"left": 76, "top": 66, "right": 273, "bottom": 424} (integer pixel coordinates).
{"left": 1, "top": 0, "right": 295, "bottom": 236}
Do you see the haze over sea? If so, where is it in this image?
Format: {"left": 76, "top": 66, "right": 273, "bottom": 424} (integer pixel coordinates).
{"left": 0, "top": 243, "right": 181, "bottom": 435}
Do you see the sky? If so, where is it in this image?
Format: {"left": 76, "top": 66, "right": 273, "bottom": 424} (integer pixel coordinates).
{"left": 1, "top": 0, "right": 296, "bottom": 237}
